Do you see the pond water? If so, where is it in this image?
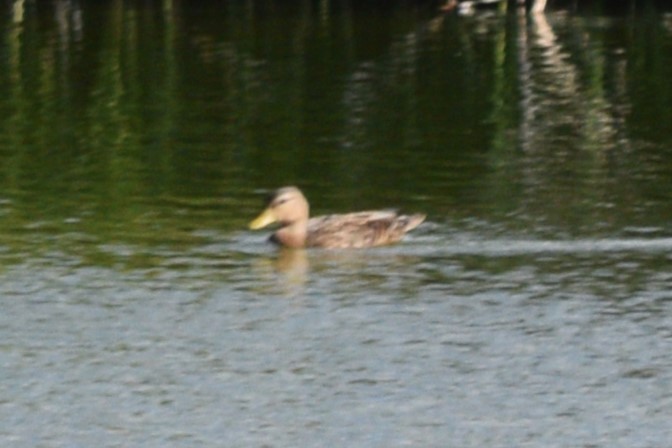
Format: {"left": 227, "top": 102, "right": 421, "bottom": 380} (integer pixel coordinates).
{"left": 1, "top": 1, "right": 672, "bottom": 447}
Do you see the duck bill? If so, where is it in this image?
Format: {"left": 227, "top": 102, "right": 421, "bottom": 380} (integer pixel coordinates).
{"left": 249, "top": 208, "right": 277, "bottom": 229}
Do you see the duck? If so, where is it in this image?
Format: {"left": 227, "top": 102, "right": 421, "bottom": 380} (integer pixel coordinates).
{"left": 249, "top": 186, "right": 425, "bottom": 249}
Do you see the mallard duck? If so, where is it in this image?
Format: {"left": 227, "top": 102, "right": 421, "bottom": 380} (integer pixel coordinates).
{"left": 249, "top": 186, "right": 425, "bottom": 249}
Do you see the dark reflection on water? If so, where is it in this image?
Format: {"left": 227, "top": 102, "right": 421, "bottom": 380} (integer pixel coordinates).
{"left": 2, "top": 1, "right": 672, "bottom": 447}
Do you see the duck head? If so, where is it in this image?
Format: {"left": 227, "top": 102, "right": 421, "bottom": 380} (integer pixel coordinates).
{"left": 249, "top": 186, "right": 310, "bottom": 230}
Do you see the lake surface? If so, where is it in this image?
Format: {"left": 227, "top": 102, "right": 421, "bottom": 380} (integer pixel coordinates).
{"left": 1, "top": 1, "right": 672, "bottom": 447}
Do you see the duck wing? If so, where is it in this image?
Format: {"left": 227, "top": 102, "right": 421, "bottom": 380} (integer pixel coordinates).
{"left": 306, "top": 211, "right": 425, "bottom": 248}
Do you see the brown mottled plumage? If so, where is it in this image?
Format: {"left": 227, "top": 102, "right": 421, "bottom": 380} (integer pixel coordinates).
{"left": 249, "top": 186, "right": 425, "bottom": 249}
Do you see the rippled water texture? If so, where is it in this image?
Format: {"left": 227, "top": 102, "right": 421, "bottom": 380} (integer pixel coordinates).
{"left": 1, "top": 1, "right": 672, "bottom": 447}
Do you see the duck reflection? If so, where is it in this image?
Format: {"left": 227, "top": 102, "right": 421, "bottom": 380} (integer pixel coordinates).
{"left": 274, "top": 248, "right": 309, "bottom": 282}
{"left": 246, "top": 248, "right": 310, "bottom": 298}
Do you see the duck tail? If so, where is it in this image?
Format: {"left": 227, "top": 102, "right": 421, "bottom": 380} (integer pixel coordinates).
{"left": 401, "top": 214, "right": 426, "bottom": 232}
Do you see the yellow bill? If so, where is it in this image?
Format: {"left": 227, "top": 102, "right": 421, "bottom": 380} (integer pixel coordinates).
{"left": 249, "top": 208, "right": 277, "bottom": 229}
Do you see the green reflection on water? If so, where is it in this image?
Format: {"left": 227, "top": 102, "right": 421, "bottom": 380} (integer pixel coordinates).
{"left": 1, "top": 1, "right": 671, "bottom": 267}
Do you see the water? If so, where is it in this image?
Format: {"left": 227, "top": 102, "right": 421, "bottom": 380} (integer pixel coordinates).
{"left": 1, "top": 1, "right": 672, "bottom": 447}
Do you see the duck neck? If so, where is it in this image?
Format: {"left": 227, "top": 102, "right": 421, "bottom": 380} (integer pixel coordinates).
{"left": 273, "top": 221, "right": 308, "bottom": 248}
